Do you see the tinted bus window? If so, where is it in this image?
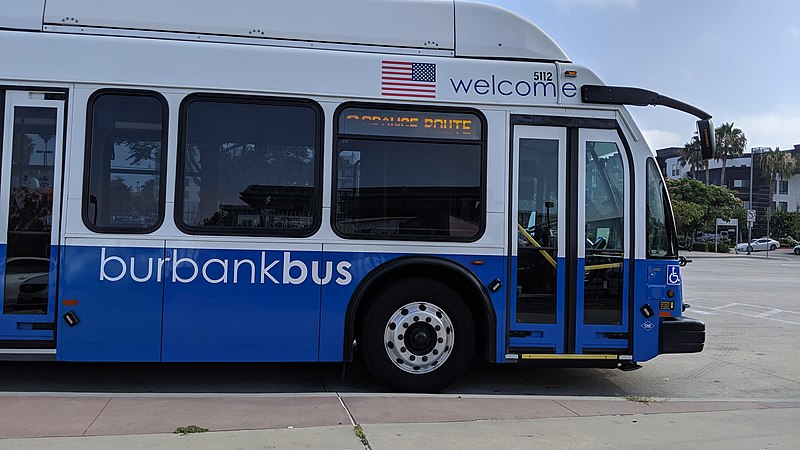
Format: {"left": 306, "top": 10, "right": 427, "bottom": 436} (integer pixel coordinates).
{"left": 85, "top": 92, "right": 167, "bottom": 232}
{"left": 177, "top": 96, "right": 321, "bottom": 236}
{"left": 646, "top": 158, "right": 677, "bottom": 258}
{"left": 335, "top": 107, "right": 484, "bottom": 241}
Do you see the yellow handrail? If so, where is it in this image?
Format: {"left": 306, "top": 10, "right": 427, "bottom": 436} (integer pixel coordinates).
{"left": 517, "top": 224, "right": 623, "bottom": 272}
{"left": 516, "top": 224, "right": 557, "bottom": 268}
{"left": 584, "top": 262, "right": 623, "bottom": 271}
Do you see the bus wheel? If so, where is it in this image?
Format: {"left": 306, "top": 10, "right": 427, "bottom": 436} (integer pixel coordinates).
{"left": 360, "top": 278, "right": 474, "bottom": 392}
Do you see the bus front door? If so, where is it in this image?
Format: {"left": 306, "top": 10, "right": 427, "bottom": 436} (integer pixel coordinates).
{"left": 0, "top": 90, "right": 65, "bottom": 349}
{"left": 510, "top": 123, "right": 630, "bottom": 357}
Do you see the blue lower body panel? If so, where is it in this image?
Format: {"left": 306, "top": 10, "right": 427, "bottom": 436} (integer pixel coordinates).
{"left": 54, "top": 244, "right": 506, "bottom": 363}
{"left": 58, "top": 246, "right": 164, "bottom": 361}
{"left": 161, "top": 248, "right": 323, "bottom": 362}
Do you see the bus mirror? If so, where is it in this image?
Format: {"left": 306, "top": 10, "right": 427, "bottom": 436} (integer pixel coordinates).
{"left": 696, "top": 119, "right": 715, "bottom": 160}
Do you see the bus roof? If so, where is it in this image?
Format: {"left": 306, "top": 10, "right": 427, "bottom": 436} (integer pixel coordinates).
{"left": 7, "top": 0, "right": 570, "bottom": 62}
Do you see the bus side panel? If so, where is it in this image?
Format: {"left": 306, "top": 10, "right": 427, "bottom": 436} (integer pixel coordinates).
{"left": 57, "top": 243, "right": 164, "bottom": 361}
{"left": 632, "top": 260, "right": 668, "bottom": 361}
{"left": 635, "top": 259, "right": 687, "bottom": 360}
{"left": 318, "top": 251, "right": 505, "bottom": 362}
{"left": 161, "top": 245, "right": 323, "bottom": 362}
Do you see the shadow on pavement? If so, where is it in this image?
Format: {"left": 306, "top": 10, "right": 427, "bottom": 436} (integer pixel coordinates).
{"left": 0, "top": 359, "right": 639, "bottom": 397}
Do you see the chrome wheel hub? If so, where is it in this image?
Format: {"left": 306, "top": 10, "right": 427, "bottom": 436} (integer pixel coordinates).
{"left": 384, "top": 302, "right": 454, "bottom": 374}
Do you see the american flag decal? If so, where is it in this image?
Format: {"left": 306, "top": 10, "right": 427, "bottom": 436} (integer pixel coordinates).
{"left": 381, "top": 60, "right": 436, "bottom": 98}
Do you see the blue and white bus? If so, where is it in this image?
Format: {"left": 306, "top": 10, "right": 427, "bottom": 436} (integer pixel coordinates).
{"left": 0, "top": 0, "right": 708, "bottom": 391}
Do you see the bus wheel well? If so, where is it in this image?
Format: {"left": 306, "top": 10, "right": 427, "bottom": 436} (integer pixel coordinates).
{"left": 349, "top": 261, "right": 494, "bottom": 362}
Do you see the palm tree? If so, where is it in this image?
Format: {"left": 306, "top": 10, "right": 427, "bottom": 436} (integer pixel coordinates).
{"left": 760, "top": 147, "right": 798, "bottom": 206}
{"left": 677, "top": 135, "right": 705, "bottom": 179}
{"left": 714, "top": 122, "right": 747, "bottom": 186}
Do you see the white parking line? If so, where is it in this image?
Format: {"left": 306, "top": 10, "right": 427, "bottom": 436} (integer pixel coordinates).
{"left": 690, "top": 302, "right": 800, "bottom": 325}
{"left": 755, "top": 309, "right": 783, "bottom": 318}
{"left": 705, "top": 302, "right": 800, "bottom": 315}
{"left": 711, "top": 303, "right": 742, "bottom": 310}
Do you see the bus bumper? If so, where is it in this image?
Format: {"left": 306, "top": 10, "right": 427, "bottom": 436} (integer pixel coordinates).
{"left": 659, "top": 316, "right": 705, "bottom": 354}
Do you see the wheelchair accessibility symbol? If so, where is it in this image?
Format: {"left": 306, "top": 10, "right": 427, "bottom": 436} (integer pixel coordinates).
{"left": 666, "top": 265, "right": 681, "bottom": 285}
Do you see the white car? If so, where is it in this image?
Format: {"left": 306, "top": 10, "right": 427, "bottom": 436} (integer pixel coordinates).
{"left": 794, "top": 244, "right": 800, "bottom": 255}
{"left": 4, "top": 257, "right": 50, "bottom": 294}
{"left": 735, "top": 238, "right": 780, "bottom": 253}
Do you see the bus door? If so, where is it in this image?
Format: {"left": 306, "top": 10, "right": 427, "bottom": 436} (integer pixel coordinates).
{"left": 510, "top": 123, "right": 630, "bottom": 356}
{"left": 0, "top": 90, "right": 65, "bottom": 346}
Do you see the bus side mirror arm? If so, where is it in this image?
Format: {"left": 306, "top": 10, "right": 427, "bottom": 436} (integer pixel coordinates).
{"left": 581, "top": 85, "right": 715, "bottom": 160}
{"left": 581, "top": 85, "right": 711, "bottom": 120}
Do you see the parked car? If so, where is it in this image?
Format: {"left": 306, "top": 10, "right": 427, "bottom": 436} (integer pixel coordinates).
{"left": 3, "top": 257, "right": 50, "bottom": 308}
{"left": 794, "top": 244, "right": 800, "bottom": 255}
{"left": 15, "top": 273, "right": 49, "bottom": 313}
{"left": 735, "top": 238, "right": 780, "bottom": 253}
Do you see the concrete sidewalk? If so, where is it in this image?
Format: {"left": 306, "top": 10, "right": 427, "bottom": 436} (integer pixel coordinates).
{"left": 0, "top": 393, "right": 797, "bottom": 448}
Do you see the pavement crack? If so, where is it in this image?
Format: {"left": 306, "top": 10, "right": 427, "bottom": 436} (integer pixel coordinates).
{"left": 336, "top": 393, "right": 357, "bottom": 427}
{"left": 337, "top": 393, "right": 371, "bottom": 450}
{"left": 553, "top": 399, "right": 582, "bottom": 417}
{"left": 83, "top": 397, "right": 112, "bottom": 436}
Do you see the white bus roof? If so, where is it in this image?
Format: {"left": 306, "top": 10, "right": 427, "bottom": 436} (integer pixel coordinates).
{"left": 5, "top": 0, "right": 569, "bottom": 62}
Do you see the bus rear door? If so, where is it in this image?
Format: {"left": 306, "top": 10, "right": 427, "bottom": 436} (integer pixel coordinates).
{"left": 0, "top": 90, "right": 65, "bottom": 351}
{"left": 510, "top": 120, "right": 631, "bottom": 358}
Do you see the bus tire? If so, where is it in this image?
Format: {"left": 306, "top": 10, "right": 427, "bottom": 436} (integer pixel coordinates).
{"left": 360, "top": 277, "right": 474, "bottom": 392}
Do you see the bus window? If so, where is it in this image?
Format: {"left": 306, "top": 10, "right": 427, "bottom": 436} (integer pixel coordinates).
{"left": 646, "top": 158, "right": 677, "bottom": 258}
{"left": 4, "top": 107, "right": 57, "bottom": 314}
{"left": 177, "top": 95, "right": 321, "bottom": 236}
{"left": 583, "top": 140, "right": 625, "bottom": 326}
{"left": 334, "top": 106, "right": 484, "bottom": 241}
{"left": 84, "top": 91, "right": 167, "bottom": 232}
{"left": 516, "top": 138, "right": 559, "bottom": 324}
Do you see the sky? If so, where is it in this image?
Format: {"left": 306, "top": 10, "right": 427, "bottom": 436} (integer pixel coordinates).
{"left": 485, "top": 0, "right": 800, "bottom": 152}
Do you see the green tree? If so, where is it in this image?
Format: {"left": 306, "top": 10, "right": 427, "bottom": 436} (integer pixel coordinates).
{"left": 714, "top": 122, "right": 746, "bottom": 186}
{"left": 671, "top": 199, "right": 704, "bottom": 240}
{"left": 770, "top": 211, "right": 800, "bottom": 239}
{"left": 667, "top": 178, "right": 744, "bottom": 239}
{"left": 677, "top": 135, "right": 705, "bottom": 179}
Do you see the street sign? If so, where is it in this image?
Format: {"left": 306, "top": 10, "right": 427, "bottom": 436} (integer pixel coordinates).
{"left": 747, "top": 209, "right": 756, "bottom": 222}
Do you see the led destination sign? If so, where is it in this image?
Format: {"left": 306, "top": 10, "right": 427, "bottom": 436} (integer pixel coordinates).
{"left": 340, "top": 108, "right": 481, "bottom": 141}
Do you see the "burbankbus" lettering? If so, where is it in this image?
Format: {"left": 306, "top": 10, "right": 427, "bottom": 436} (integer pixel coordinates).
{"left": 100, "top": 248, "right": 353, "bottom": 286}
